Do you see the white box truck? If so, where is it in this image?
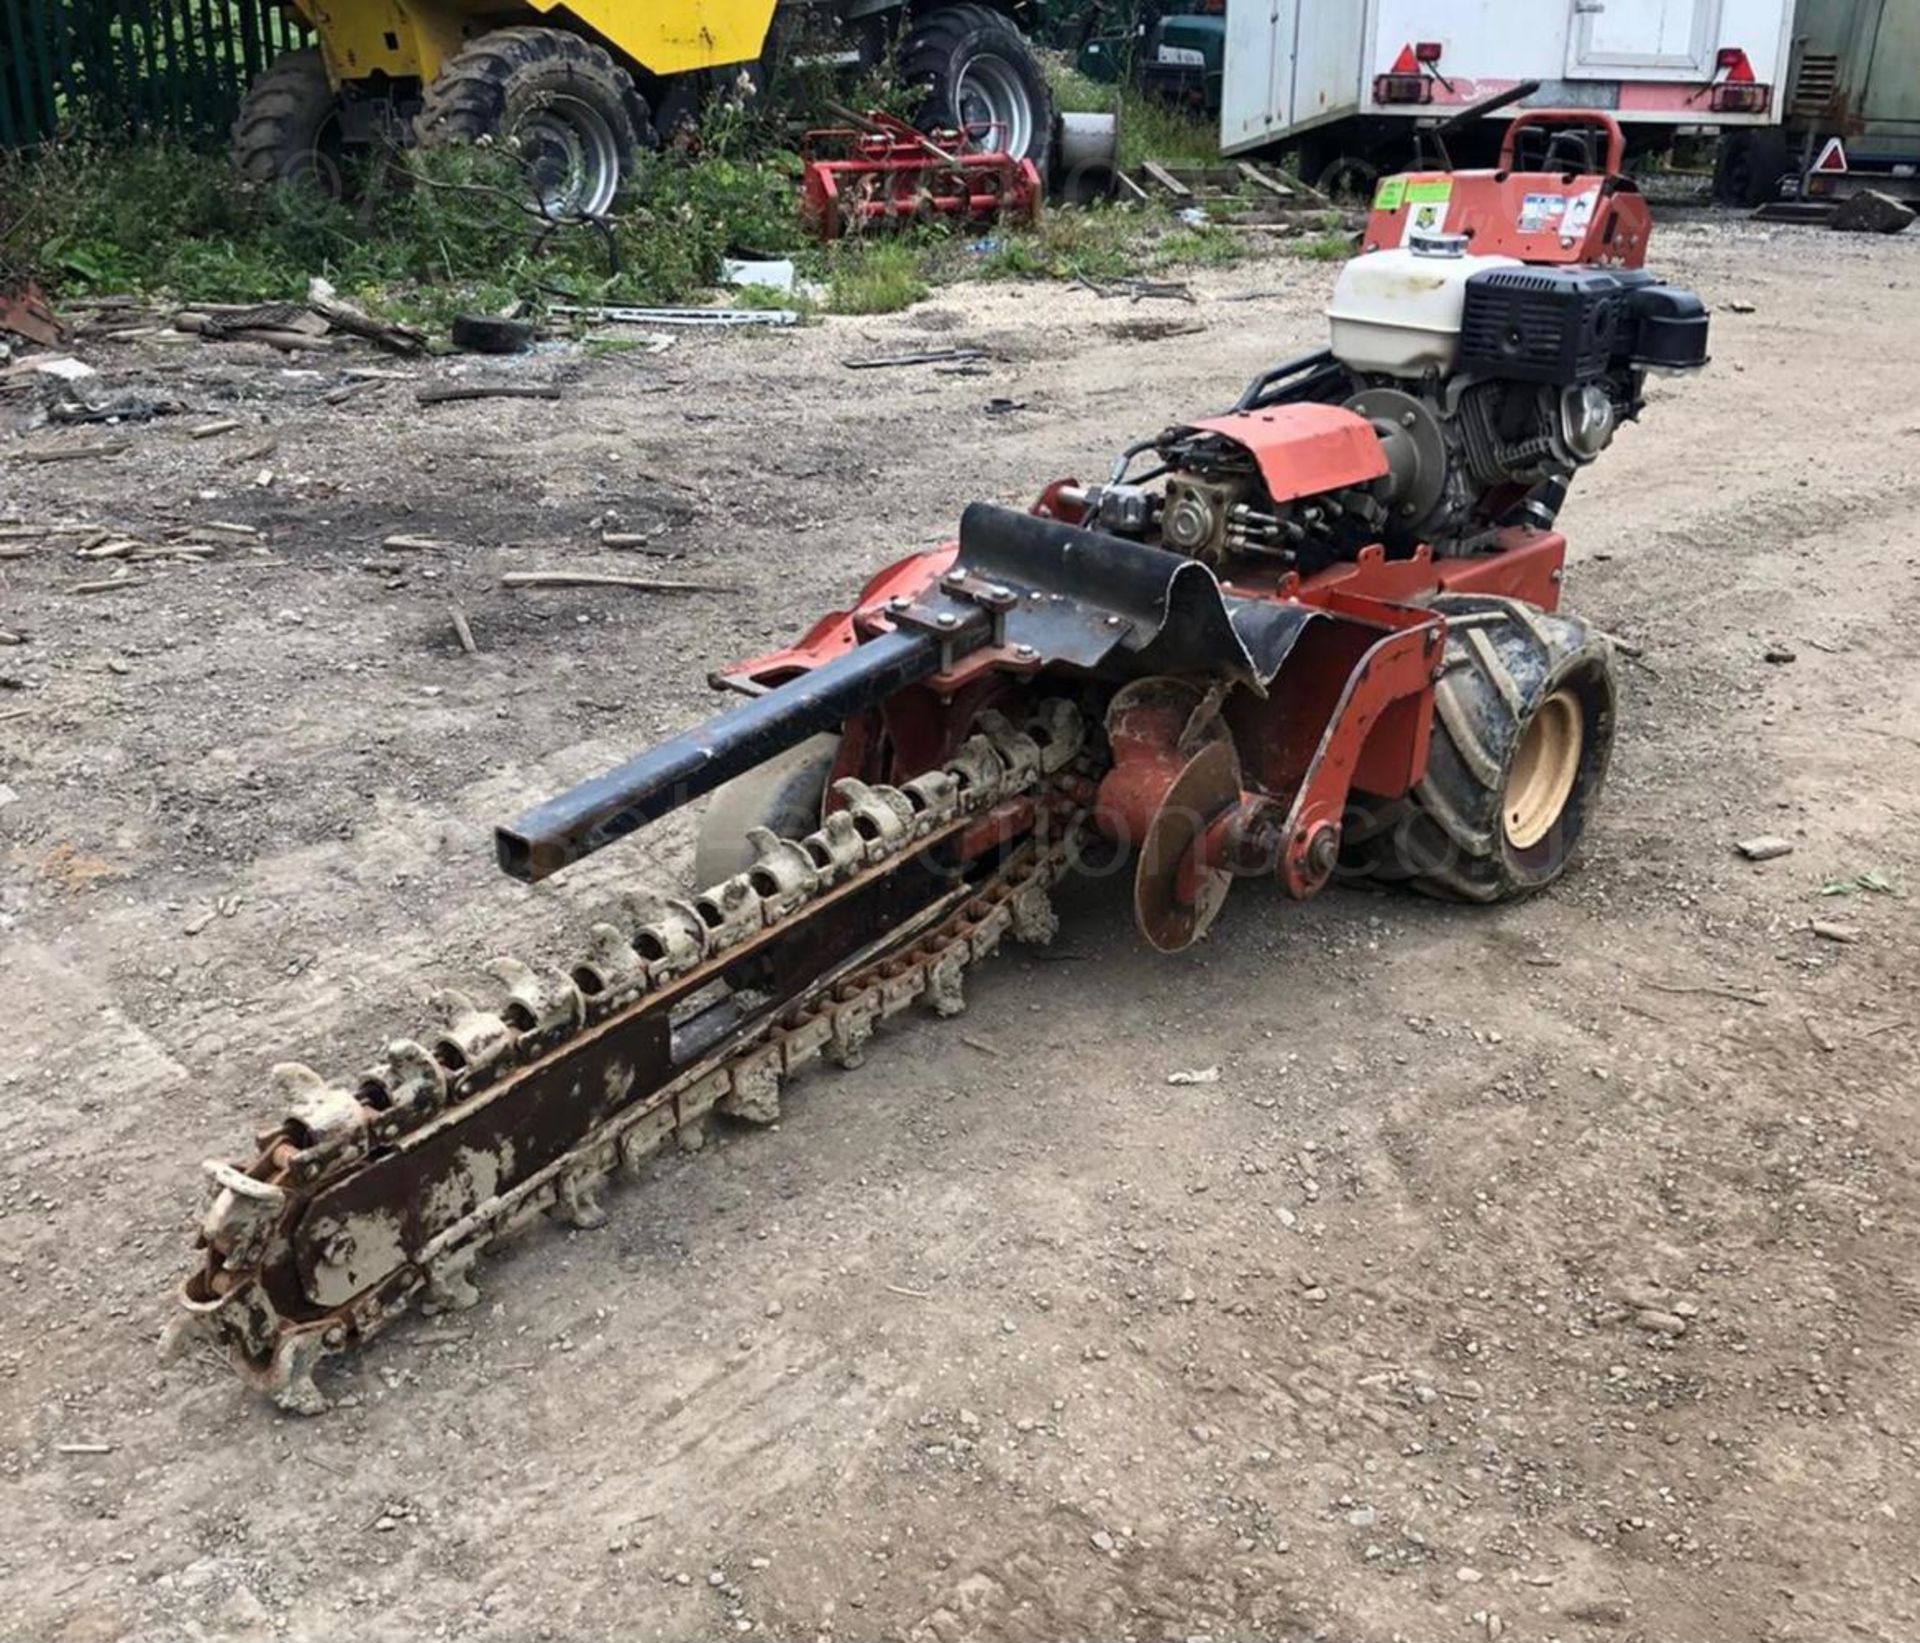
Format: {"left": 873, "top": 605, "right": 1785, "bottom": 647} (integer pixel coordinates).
{"left": 1222, "top": 0, "right": 1796, "bottom": 194}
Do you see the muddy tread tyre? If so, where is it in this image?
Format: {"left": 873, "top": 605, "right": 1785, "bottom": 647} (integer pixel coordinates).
{"left": 1340, "top": 595, "right": 1616, "bottom": 903}
{"left": 415, "top": 27, "right": 652, "bottom": 217}
{"left": 900, "top": 5, "right": 1054, "bottom": 173}
{"left": 232, "top": 47, "right": 342, "bottom": 193}
{"left": 1713, "top": 127, "right": 1793, "bottom": 208}
{"left": 692, "top": 735, "right": 841, "bottom": 886}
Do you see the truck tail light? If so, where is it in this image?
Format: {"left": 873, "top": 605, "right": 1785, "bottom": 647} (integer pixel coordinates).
{"left": 1710, "top": 81, "right": 1770, "bottom": 113}
{"left": 1373, "top": 73, "right": 1433, "bottom": 105}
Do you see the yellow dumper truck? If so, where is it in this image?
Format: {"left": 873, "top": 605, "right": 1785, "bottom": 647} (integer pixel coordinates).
{"left": 236, "top": 0, "right": 1053, "bottom": 212}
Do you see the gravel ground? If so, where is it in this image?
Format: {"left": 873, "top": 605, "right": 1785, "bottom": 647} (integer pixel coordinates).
{"left": 2, "top": 210, "right": 1918, "bottom": 1643}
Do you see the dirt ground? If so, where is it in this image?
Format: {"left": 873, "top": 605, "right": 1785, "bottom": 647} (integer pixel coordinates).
{"left": 2, "top": 211, "right": 1918, "bottom": 1643}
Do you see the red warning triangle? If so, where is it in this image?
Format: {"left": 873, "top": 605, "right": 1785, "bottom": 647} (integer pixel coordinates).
{"left": 1389, "top": 42, "right": 1418, "bottom": 74}
{"left": 1813, "top": 135, "right": 1847, "bottom": 173}
{"left": 1723, "top": 47, "right": 1754, "bottom": 82}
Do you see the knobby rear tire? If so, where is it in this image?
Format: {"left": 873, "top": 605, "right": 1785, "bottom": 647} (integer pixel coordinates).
{"left": 232, "top": 47, "right": 344, "bottom": 195}
{"left": 1340, "top": 595, "right": 1617, "bottom": 902}
{"left": 415, "top": 27, "right": 653, "bottom": 218}
{"left": 898, "top": 5, "right": 1054, "bottom": 175}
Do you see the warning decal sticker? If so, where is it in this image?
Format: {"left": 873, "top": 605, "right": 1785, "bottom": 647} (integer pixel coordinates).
{"left": 1518, "top": 192, "right": 1566, "bottom": 233}
{"left": 1562, "top": 186, "right": 1600, "bottom": 241}
{"left": 1400, "top": 176, "right": 1453, "bottom": 242}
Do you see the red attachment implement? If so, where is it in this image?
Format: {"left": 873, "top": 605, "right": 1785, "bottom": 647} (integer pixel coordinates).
{"left": 800, "top": 110, "right": 1042, "bottom": 240}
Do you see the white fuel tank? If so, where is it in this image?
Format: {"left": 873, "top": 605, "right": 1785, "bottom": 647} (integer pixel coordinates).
{"left": 1326, "top": 234, "right": 1522, "bottom": 378}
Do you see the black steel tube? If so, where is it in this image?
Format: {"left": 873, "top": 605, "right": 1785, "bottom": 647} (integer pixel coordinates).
{"left": 1433, "top": 78, "right": 1541, "bottom": 139}
{"left": 1231, "top": 348, "right": 1345, "bottom": 414}
{"left": 497, "top": 628, "right": 947, "bottom": 882}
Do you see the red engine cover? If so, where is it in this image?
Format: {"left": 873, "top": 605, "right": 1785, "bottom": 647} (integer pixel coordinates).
{"left": 1186, "top": 403, "right": 1387, "bottom": 504}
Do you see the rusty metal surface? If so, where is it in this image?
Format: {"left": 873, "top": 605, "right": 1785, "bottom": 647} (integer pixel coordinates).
{"left": 176, "top": 702, "right": 1090, "bottom": 1412}
{"left": 0, "top": 283, "right": 63, "bottom": 349}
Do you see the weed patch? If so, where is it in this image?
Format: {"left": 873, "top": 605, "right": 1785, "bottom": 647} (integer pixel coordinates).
{"left": 1, "top": 104, "right": 1253, "bottom": 330}
{"left": 822, "top": 240, "right": 930, "bottom": 314}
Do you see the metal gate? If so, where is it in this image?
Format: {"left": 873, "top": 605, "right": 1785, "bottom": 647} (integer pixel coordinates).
{"left": 0, "top": 0, "right": 310, "bottom": 149}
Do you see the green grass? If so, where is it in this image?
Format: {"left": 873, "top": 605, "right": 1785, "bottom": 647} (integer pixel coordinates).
{"left": 1289, "top": 229, "right": 1358, "bottom": 261}
{"left": 0, "top": 90, "right": 1256, "bottom": 332}
{"left": 822, "top": 239, "right": 930, "bottom": 315}
{"left": 1046, "top": 61, "right": 1117, "bottom": 116}
{"left": 1115, "top": 87, "right": 1221, "bottom": 169}
{"left": 0, "top": 137, "right": 802, "bottom": 322}
{"left": 1041, "top": 56, "right": 1221, "bottom": 169}
{"left": 972, "top": 200, "right": 1253, "bottom": 282}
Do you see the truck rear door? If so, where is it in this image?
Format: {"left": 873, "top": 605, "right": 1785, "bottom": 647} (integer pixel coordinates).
{"left": 1565, "top": 0, "right": 1724, "bottom": 78}
{"left": 1220, "top": 0, "right": 1297, "bottom": 153}
{"left": 1220, "top": 0, "right": 1370, "bottom": 154}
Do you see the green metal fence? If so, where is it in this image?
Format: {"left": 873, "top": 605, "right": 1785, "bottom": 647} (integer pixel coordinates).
{"left": 0, "top": 0, "right": 311, "bottom": 149}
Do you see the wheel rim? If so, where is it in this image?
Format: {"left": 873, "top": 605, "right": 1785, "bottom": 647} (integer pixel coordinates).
{"left": 1503, "top": 688, "right": 1583, "bottom": 851}
{"left": 519, "top": 95, "right": 621, "bottom": 217}
{"left": 954, "top": 52, "right": 1032, "bottom": 159}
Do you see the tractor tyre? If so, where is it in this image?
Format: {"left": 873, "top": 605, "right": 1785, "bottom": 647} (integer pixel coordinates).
{"left": 1713, "top": 127, "right": 1793, "bottom": 208}
{"left": 899, "top": 5, "right": 1054, "bottom": 174}
{"left": 1339, "top": 595, "right": 1617, "bottom": 903}
{"left": 692, "top": 734, "right": 841, "bottom": 886}
{"left": 231, "top": 47, "right": 345, "bottom": 195}
{"left": 415, "top": 27, "right": 653, "bottom": 218}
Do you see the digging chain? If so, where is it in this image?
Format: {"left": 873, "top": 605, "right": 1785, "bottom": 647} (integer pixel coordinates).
{"left": 178, "top": 699, "right": 1093, "bottom": 1411}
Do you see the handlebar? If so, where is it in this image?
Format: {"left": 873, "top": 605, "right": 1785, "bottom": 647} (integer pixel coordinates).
{"left": 1498, "top": 108, "right": 1628, "bottom": 176}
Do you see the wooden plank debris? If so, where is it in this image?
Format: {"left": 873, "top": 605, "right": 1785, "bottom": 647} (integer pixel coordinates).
{"left": 500, "top": 571, "right": 736, "bottom": 593}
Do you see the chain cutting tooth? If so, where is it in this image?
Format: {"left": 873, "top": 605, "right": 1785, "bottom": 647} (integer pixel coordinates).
{"left": 1010, "top": 881, "right": 1060, "bottom": 946}
{"left": 720, "top": 1045, "right": 782, "bottom": 1124}
{"left": 265, "top": 1329, "right": 331, "bottom": 1417}
{"left": 622, "top": 892, "right": 709, "bottom": 979}
{"left": 831, "top": 778, "right": 915, "bottom": 859}
{"left": 273, "top": 1063, "right": 368, "bottom": 1163}
{"left": 692, "top": 873, "right": 766, "bottom": 951}
{"left": 426, "top": 989, "right": 513, "bottom": 1082}
{"left": 357, "top": 1039, "right": 446, "bottom": 1137}
{"left": 1030, "top": 697, "right": 1086, "bottom": 771}
{"left": 827, "top": 993, "right": 879, "bottom": 1068}
{"left": 900, "top": 768, "right": 961, "bottom": 823}
{"left": 618, "top": 1102, "right": 679, "bottom": 1173}
{"left": 744, "top": 827, "right": 818, "bottom": 917}
{"left": 948, "top": 733, "right": 1009, "bottom": 801}
{"left": 925, "top": 948, "right": 968, "bottom": 1018}
{"left": 576, "top": 922, "right": 650, "bottom": 1005}
{"left": 198, "top": 1160, "right": 288, "bottom": 1269}
{"left": 803, "top": 810, "right": 867, "bottom": 880}
{"left": 484, "top": 957, "right": 586, "bottom": 1041}
{"left": 555, "top": 1163, "right": 610, "bottom": 1230}
{"left": 979, "top": 710, "right": 1043, "bottom": 791}
{"left": 422, "top": 1246, "right": 482, "bottom": 1314}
